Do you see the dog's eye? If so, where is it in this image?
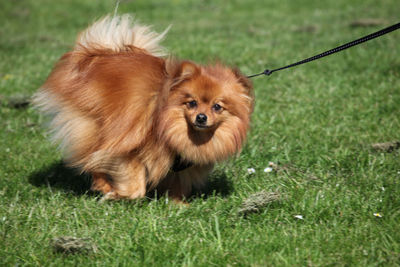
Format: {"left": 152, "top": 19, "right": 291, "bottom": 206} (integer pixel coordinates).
{"left": 187, "top": 100, "right": 197, "bottom": 108}
{"left": 212, "top": 103, "right": 222, "bottom": 111}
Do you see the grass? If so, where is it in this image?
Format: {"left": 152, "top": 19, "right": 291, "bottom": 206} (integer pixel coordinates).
{"left": 1, "top": 0, "right": 400, "bottom": 265}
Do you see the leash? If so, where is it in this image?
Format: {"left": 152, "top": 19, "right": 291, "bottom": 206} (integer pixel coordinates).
{"left": 172, "top": 23, "right": 400, "bottom": 173}
{"left": 247, "top": 22, "right": 400, "bottom": 78}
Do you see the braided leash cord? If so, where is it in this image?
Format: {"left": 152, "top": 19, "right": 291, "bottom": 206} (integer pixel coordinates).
{"left": 247, "top": 22, "right": 400, "bottom": 78}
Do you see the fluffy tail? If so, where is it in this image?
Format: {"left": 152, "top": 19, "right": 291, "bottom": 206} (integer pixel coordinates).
{"left": 76, "top": 14, "right": 170, "bottom": 57}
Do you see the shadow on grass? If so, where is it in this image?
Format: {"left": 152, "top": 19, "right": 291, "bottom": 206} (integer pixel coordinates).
{"left": 192, "top": 169, "right": 233, "bottom": 199}
{"left": 29, "top": 162, "right": 233, "bottom": 199}
{"left": 147, "top": 169, "right": 234, "bottom": 201}
{"left": 29, "top": 161, "right": 93, "bottom": 196}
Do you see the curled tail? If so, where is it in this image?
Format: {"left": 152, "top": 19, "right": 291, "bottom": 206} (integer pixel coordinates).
{"left": 76, "top": 14, "right": 170, "bottom": 57}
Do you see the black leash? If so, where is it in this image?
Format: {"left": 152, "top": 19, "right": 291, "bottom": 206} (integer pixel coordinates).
{"left": 247, "top": 22, "right": 400, "bottom": 78}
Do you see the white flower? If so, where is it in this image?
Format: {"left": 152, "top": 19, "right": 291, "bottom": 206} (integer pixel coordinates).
{"left": 247, "top": 168, "right": 256, "bottom": 174}
{"left": 264, "top": 167, "right": 273, "bottom": 173}
{"left": 381, "top": 187, "right": 385, "bottom": 191}
{"left": 373, "top": 213, "right": 382, "bottom": 218}
{"left": 294, "top": 215, "right": 304, "bottom": 220}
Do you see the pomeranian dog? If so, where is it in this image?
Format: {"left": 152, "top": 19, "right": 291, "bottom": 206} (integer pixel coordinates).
{"left": 34, "top": 15, "right": 254, "bottom": 201}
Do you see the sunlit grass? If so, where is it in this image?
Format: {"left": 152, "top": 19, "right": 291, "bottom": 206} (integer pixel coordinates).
{"left": 1, "top": 0, "right": 399, "bottom": 265}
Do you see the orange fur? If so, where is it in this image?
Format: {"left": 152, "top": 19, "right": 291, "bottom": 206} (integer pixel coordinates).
{"left": 33, "top": 15, "right": 254, "bottom": 200}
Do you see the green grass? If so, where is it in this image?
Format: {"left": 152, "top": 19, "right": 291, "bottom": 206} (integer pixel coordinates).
{"left": 1, "top": 0, "right": 400, "bottom": 266}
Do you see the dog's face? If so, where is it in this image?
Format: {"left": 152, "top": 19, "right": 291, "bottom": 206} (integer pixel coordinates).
{"left": 157, "top": 60, "right": 254, "bottom": 164}
{"left": 181, "top": 77, "right": 226, "bottom": 132}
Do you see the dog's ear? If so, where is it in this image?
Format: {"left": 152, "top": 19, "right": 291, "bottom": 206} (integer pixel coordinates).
{"left": 232, "top": 68, "right": 254, "bottom": 112}
{"left": 232, "top": 68, "right": 253, "bottom": 92}
{"left": 166, "top": 58, "right": 200, "bottom": 83}
{"left": 179, "top": 61, "right": 199, "bottom": 78}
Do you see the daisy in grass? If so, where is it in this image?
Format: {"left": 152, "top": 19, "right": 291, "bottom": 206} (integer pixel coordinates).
{"left": 247, "top": 168, "right": 256, "bottom": 174}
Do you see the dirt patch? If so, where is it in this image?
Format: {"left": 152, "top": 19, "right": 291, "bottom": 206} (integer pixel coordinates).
{"left": 294, "top": 25, "right": 318, "bottom": 33}
{"left": 350, "top": 19, "right": 387, "bottom": 28}
{"left": 371, "top": 141, "right": 400, "bottom": 153}
{"left": 52, "top": 236, "right": 97, "bottom": 254}
{"left": 238, "top": 191, "right": 282, "bottom": 216}
{"left": 4, "top": 95, "right": 31, "bottom": 109}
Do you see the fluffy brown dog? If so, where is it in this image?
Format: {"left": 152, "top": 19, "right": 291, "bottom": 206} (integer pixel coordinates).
{"left": 34, "top": 15, "right": 254, "bottom": 200}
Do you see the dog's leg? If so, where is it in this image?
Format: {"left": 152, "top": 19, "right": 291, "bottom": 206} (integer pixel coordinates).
{"left": 168, "top": 164, "right": 214, "bottom": 202}
{"left": 109, "top": 158, "right": 147, "bottom": 199}
{"left": 171, "top": 176, "right": 192, "bottom": 201}
{"left": 156, "top": 172, "right": 192, "bottom": 202}
{"left": 91, "top": 172, "right": 113, "bottom": 194}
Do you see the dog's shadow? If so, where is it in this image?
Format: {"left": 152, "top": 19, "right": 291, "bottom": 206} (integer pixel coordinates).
{"left": 29, "top": 161, "right": 233, "bottom": 199}
{"left": 192, "top": 169, "right": 233, "bottom": 199}
{"left": 29, "top": 161, "right": 93, "bottom": 196}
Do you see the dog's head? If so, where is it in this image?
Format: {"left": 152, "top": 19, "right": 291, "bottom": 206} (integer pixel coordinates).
{"left": 157, "top": 60, "right": 254, "bottom": 164}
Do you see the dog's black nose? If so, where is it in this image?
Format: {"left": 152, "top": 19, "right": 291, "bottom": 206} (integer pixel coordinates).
{"left": 196, "top": 113, "right": 207, "bottom": 124}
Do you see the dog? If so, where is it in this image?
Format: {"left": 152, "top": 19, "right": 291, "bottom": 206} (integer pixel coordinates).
{"left": 33, "top": 15, "right": 254, "bottom": 201}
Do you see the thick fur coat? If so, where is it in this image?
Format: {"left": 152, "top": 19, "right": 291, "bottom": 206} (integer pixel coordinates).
{"left": 34, "top": 15, "right": 254, "bottom": 200}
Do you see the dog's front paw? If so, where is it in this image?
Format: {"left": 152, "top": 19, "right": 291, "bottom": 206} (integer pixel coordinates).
{"left": 99, "top": 191, "right": 119, "bottom": 202}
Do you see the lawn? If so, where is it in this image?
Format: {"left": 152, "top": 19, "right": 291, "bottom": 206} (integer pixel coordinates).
{"left": 1, "top": 0, "right": 399, "bottom": 266}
